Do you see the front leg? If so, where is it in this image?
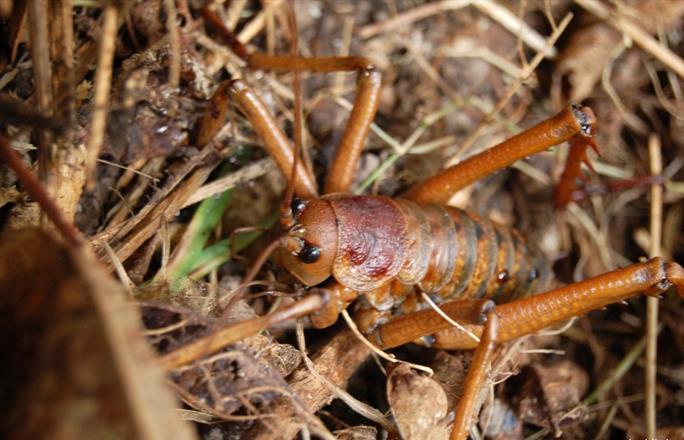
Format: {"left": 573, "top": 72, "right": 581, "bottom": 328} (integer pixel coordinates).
{"left": 201, "top": 7, "right": 382, "bottom": 195}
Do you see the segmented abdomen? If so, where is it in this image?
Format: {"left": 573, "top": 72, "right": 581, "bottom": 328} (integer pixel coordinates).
{"left": 400, "top": 199, "right": 546, "bottom": 302}
{"left": 353, "top": 198, "right": 548, "bottom": 328}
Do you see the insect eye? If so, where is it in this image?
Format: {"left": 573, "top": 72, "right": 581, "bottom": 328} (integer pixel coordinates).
{"left": 299, "top": 242, "right": 321, "bottom": 264}
{"left": 291, "top": 198, "right": 306, "bottom": 217}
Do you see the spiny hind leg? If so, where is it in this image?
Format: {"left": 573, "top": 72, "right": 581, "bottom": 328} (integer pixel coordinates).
{"left": 369, "top": 259, "right": 683, "bottom": 438}
{"left": 371, "top": 258, "right": 683, "bottom": 351}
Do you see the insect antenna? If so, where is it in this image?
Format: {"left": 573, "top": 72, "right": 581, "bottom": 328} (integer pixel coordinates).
{"left": 280, "top": 0, "right": 304, "bottom": 231}
{"left": 199, "top": 6, "right": 250, "bottom": 62}
{"left": 223, "top": 1, "right": 309, "bottom": 312}
{"left": 200, "top": 3, "right": 313, "bottom": 230}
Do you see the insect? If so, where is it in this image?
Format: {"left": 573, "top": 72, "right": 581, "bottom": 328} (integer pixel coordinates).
{"left": 1, "top": 4, "right": 681, "bottom": 439}
{"left": 152, "top": 6, "right": 684, "bottom": 439}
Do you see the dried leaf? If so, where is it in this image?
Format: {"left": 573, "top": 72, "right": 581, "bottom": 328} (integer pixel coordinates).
{"left": 0, "top": 229, "right": 195, "bottom": 439}
{"left": 509, "top": 360, "right": 589, "bottom": 436}
{"left": 171, "top": 343, "right": 291, "bottom": 416}
{"left": 430, "top": 350, "right": 470, "bottom": 409}
{"left": 387, "top": 364, "right": 450, "bottom": 440}
{"left": 334, "top": 425, "right": 377, "bottom": 440}
{"left": 244, "top": 327, "right": 371, "bottom": 439}
{"left": 141, "top": 289, "right": 301, "bottom": 417}
{"left": 553, "top": 3, "right": 684, "bottom": 104}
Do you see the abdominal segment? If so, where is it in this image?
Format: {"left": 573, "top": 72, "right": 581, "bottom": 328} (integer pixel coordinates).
{"left": 354, "top": 199, "right": 548, "bottom": 333}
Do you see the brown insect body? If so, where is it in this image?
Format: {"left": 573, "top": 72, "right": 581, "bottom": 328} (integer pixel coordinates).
{"left": 276, "top": 194, "right": 547, "bottom": 334}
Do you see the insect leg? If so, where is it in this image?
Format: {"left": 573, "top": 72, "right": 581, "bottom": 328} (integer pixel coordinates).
{"left": 442, "top": 258, "right": 682, "bottom": 350}
{"left": 372, "top": 258, "right": 683, "bottom": 350}
{"left": 199, "top": 80, "right": 319, "bottom": 198}
{"left": 554, "top": 134, "right": 598, "bottom": 206}
{"left": 243, "top": 54, "right": 382, "bottom": 194}
{"left": 404, "top": 105, "right": 596, "bottom": 205}
{"left": 451, "top": 310, "right": 499, "bottom": 440}
{"left": 370, "top": 298, "right": 494, "bottom": 348}
{"left": 323, "top": 67, "right": 381, "bottom": 194}
{"left": 201, "top": 6, "right": 382, "bottom": 195}
{"left": 554, "top": 135, "right": 664, "bottom": 206}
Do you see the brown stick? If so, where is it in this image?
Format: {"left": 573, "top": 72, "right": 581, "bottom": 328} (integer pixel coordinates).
{"left": 85, "top": 4, "right": 118, "bottom": 186}
{"left": 200, "top": 5, "right": 250, "bottom": 60}
{"left": 0, "top": 135, "right": 84, "bottom": 247}
{"left": 404, "top": 105, "right": 595, "bottom": 205}
{"left": 375, "top": 258, "right": 684, "bottom": 350}
{"left": 158, "top": 293, "right": 326, "bottom": 370}
{"left": 645, "top": 134, "right": 663, "bottom": 438}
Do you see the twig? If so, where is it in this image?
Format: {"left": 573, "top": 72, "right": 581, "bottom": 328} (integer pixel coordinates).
{"left": 99, "top": 239, "right": 135, "bottom": 295}
{"left": 158, "top": 294, "right": 325, "bottom": 370}
{"left": 164, "top": 0, "right": 181, "bottom": 89}
{"left": 645, "top": 134, "right": 663, "bottom": 438}
{"left": 237, "top": 0, "right": 283, "bottom": 44}
{"left": 575, "top": 0, "right": 684, "bottom": 79}
{"left": 86, "top": 4, "right": 119, "bottom": 186}
{"left": 182, "top": 158, "right": 277, "bottom": 207}
{"left": 54, "top": 0, "right": 76, "bottom": 120}
{"left": 96, "top": 158, "right": 160, "bottom": 182}
{"left": 295, "top": 321, "right": 396, "bottom": 434}
{"left": 26, "top": 0, "right": 53, "bottom": 184}
{"left": 359, "top": 0, "right": 470, "bottom": 39}
{"left": 473, "top": 0, "right": 557, "bottom": 59}
{"left": 359, "top": 0, "right": 557, "bottom": 59}
{"left": 225, "top": 0, "right": 248, "bottom": 30}
{"left": 340, "top": 310, "right": 433, "bottom": 376}
{"left": 26, "top": 0, "right": 52, "bottom": 113}
{"left": 449, "top": 12, "right": 572, "bottom": 163}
